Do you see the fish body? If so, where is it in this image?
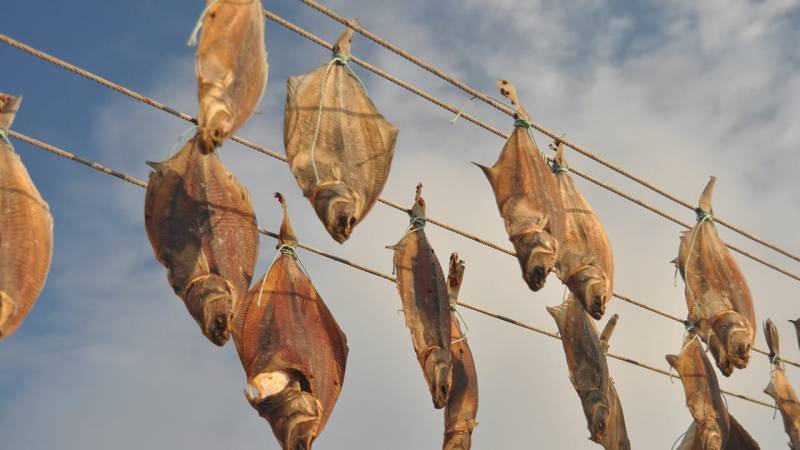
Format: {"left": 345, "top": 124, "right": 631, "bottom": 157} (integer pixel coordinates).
{"left": 763, "top": 319, "right": 800, "bottom": 449}
{"left": 0, "top": 94, "right": 53, "bottom": 340}
{"left": 144, "top": 137, "right": 258, "bottom": 346}
{"left": 676, "top": 416, "right": 760, "bottom": 450}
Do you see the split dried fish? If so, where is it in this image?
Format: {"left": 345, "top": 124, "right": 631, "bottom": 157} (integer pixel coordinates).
{"left": 676, "top": 416, "right": 760, "bottom": 450}
{"left": 285, "top": 26, "right": 398, "bottom": 243}
{"left": 547, "top": 295, "right": 630, "bottom": 449}
{"left": 233, "top": 193, "right": 348, "bottom": 450}
{"left": 475, "top": 80, "right": 564, "bottom": 291}
{"left": 675, "top": 177, "right": 755, "bottom": 376}
{"left": 390, "top": 184, "right": 452, "bottom": 408}
{"left": 195, "top": 0, "right": 268, "bottom": 152}
{"left": 763, "top": 319, "right": 800, "bottom": 449}
{"left": 552, "top": 141, "right": 614, "bottom": 319}
{"left": 0, "top": 93, "right": 53, "bottom": 340}
{"left": 145, "top": 137, "right": 258, "bottom": 346}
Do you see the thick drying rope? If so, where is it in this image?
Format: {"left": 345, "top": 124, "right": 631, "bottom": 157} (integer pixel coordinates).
{"left": 187, "top": 0, "right": 221, "bottom": 46}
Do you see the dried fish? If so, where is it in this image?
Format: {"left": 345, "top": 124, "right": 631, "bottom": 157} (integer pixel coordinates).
{"left": 144, "top": 137, "right": 258, "bottom": 346}
{"left": 666, "top": 336, "right": 729, "bottom": 450}
{"left": 547, "top": 295, "right": 630, "bottom": 449}
{"left": 763, "top": 319, "right": 800, "bottom": 449}
{"left": 475, "top": 80, "right": 564, "bottom": 291}
{"left": 675, "top": 177, "right": 755, "bottom": 376}
{"left": 233, "top": 194, "right": 348, "bottom": 450}
{"left": 0, "top": 94, "right": 53, "bottom": 340}
{"left": 285, "top": 25, "right": 398, "bottom": 243}
{"left": 390, "top": 185, "right": 452, "bottom": 408}
{"left": 676, "top": 416, "right": 760, "bottom": 450}
{"left": 552, "top": 141, "right": 614, "bottom": 319}
{"left": 195, "top": 0, "right": 268, "bottom": 152}
{"left": 443, "top": 253, "right": 478, "bottom": 450}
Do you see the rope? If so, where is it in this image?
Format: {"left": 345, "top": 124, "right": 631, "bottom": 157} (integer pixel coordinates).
{"left": 682, "top": 213, "right": 714, "bottom": 311}
{"left": 6, "top": 129, "right": 777, "bottom": 410}
{"left": 3, "top": 35, "right": 799, "bottom": 368}
{"left": 293, "top": 0, "right": 800, "bottom": 267}
{"left": 186, "top": 0, "right": 221, "bottom": 46}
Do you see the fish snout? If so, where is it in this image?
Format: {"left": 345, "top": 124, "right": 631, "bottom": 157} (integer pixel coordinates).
{"left": 424, "top": 347, "right": 452, "bottom": 409}
{"left": 185, "top": 275, "right": 234, "bottom": 346}
{"left": 589, "top": 403, "right": 609, "bottom": 441}
{"left": 331, "top": 213, "right": 357, "bottom": 243}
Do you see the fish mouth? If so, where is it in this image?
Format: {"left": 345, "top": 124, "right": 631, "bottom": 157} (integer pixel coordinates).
{"left": 423, "top": 347, "right": 452, "bottom": 409}
{"left": 247, "top": 375, "right": 322, "bottom": 450}
{"left": 184, "top": 275, "right": 234, "bottom": 346}
{"left": 312, "top": 184, "right": 361, "bottom": 243}
{"left": 728, "top": 337, "right": 751, "bottom": 369}
{"left": 520, "top": 232, "right": 557, "bottom": 292}
{"left": 328, "top": 213, "right": 357, "bottom": 244}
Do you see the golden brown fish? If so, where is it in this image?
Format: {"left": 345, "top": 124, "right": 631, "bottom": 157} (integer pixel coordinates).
{"left": 144, "top": 137, "right": 258, "bottom": 346}
{"left": 0, "top": 93, "right": 53, "bottom": 341}
{"left": 475, "top": 80, "right": 564, "bottom": 291}
{"left": 675, "top": 177, "right": 755, "bottom": 376}
{"left": 552, "top": 141, "right": 614, "bottom": 319}
{"left": 232, "top": 193, "right": 348, "bottom": 450}
{"left": 443, "top": 253, "right": 478, "bottom": 450}
{"left": 195, "top": 0, "right": 268, "bottom": 152}
{"left": 285, "top": 26, "right": 398, "bottom": 243}
{"left": 390, "top": 184, "right": 452, "bottom": 408}
{"left": 547, "top": 295, "right": 630, "bottom": 449}
{"left": 763, "top": 319, "right": 800, "bottom": 449}
{"left": 676, "top": 416, "right": 760, "bottom": 450}
{"left": 666, "top": 336, "right": 729, "bottom": 450}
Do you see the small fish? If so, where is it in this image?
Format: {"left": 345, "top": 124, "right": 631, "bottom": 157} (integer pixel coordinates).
{"left": 762, "top": 319, "right": 800, "bottom": 449}
{"left": 0, "top": 93, "right": 53, "bottom": 341}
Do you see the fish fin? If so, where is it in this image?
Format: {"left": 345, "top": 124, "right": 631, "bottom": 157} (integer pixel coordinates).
{"left": 0, "top": 93, "right": 22, "bottom": 129}
{"left": 447, "top": 253, "right": 466, "bottom": 303}
{"left": 496, "top": 79, "right": 531, "bottom": 121}
{"left": 332, "top": 19, "right": 358, "bottom": 58}
{"left": 697, "top": 176, "right": 717, "bottom": 214}
{"left": 146, "top": 160, "right": 165, "bottom": 172}
{"left": 764, "top": 319, "right": 780, "bottom": 363}
{"left": 472, "top": 162, "right": 497, "bottom": 186}
{"left": 275, "top": 193, "right": 298, "bottom": 247}
{"left": 553, "top": 140, "right": 567, "bottom": 169}
{"left": 600, "top": 314, "right": 619, "bottom": 351}
{"left": 546, "top": 300, "right": 568, "bottom": 330}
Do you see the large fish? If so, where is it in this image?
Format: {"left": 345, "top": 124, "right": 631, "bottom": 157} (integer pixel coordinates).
{"left": 144, "top": 137, "right": 258, "bottom": 346}
{"left": 666, "top": 336, "right": 729, "bottom": 450}
{"left": 195, "top": 0, "right": 268, "bottom": 152}
{"left": 675, "top": 177, "right": 755, "bottom": 376}
{"left": 0, "top": 93, "right": 53, "bottom": 340}
{"left": 675, "top": 416, "right": 760, "bottom": 450}
{"left": 285, "top": 26, "right": 398, "bottom": 243}
{"left": 443, "top": 253, "right": 478, "bottom": 450}
{"left": 475, "top": 80, "right": 564, "bottom": 291}
{"left": 232, "top": 193, "right": 348, "bottom": 450}
{"left": 763, "top": 319, "right": 800, "bottom": 449}
{"left": 390, "top": 185, "right": 452, "bottom": 408}
{"left": 552, "top": 141, "right": 614, "bottom": 319}
{"left": 547, "top": 295, "right": 630, "bottom": 449}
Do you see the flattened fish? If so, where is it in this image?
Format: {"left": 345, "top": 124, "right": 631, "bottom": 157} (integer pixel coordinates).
{"left": 666, "top": 336, "right": 729, "bottom": 450}
{"left": 475, "top": 80, "right": 564, "bottom": 291}
{"left": 0, "top": 93, "right": 53, "bottom": 340}
{"left": 763, "top": 319, "right": 800, "bottom": 449}
{"left": 285, "top": 26, "right": 398, "bottom": 243}
{"left": 144, "top": 137, "right": 258, "bottom": 346}
{"left": 676, "top": 416, "right": 760, "bottom": 450}
{"left": 443, "top": 253, "right": 478, "bottom": 450}
{"left": 233, "top": 193, "right": 348, "bottom": 450}
{"left": 390, "top": 184, "right": 452, "bottom": 408}
{"left": 547, "top": 295, "right": 630, "bottom": 449}
{"left": 675, "top": 177, "right": 755, "bottom": 376}
{"left": 552, "top": 141, "right": 614, "bottom": 319}
{"left": 195, "top": 0, "right": 268, "bottom": 152}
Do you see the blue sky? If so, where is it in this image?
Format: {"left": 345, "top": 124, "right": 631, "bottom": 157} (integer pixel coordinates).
{"left": 2, "top": 1, "right": 800, "bottom": 449}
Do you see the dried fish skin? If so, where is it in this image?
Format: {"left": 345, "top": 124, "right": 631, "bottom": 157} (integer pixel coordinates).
{"left": 666, "top": 337, "right": 729, "bottom": 450}
{"left": 0, "top": 94, "right": 53, "bottom": 340}
{"left": 552, "top": 143, "right": 613, "bottom": 319}
{"left": 195, "top": 0, "right": 267, "bottom": 152}
{"left": 234, "top": 194, "right": 348, "bottom": 449}
{"left": 675, "top": 417, "right": 760, "bottom": 450}
{"left": 285, "top": 28, "right": 398, "bottom": 243}
{"left": 763, "top": 319, "right": 800, "bottom": 449}
{"left": 144, "top": 137, "right": 258, "bottom": 346}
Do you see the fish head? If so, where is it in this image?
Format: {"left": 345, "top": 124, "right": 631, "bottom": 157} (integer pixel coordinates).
{"left": 312, "top": 182, "right": 362, "bottom": 243}
{"left": 714, "top": 312, "right": 752, "bottom": 370}
{"left": 246, "top": 375, "right": 321, "bottom": 450}
{"left": 443, "top": 431, "right": 472, "bottom": 450}
{"left": 184, "top": 275, "right": 234, "bottom": 346}
{"left": 707, "top": 334, "right": 734, "bottom": 377}
{"left": 520, "top": 230, "right": 558, "bottom": 291}
{"left": 589, "top": 402, "right": 610, "bottom": 441}
{"left": 569, "top": 264, "right": 609, "bottom": 320}
{"left": 423, "top": 346, "right": 452, "bottom": 409}
{"left": 699, "top": 418, "right": 723, "bottom": 450}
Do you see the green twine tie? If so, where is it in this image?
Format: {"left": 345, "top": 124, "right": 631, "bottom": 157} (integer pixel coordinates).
{"left": 550, "top": 160, "right": 569, "bottom": 175}
{"left": 0, "top": 129, "right": 10, "bottom": 147}
{"left": 513, "top": 117, "right": 531, "bottom": 128}
{"left": 187, "top": 0, "right": 220, "bottom": 47}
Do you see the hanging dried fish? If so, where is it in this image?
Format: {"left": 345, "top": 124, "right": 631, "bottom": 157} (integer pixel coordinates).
{"left": 389, "top": 184, "right": 452, "bottom": 408}
{"left": 475, "top": 80, "right": 564, "bottom": 291}
{"left": 666, "top": 336, "right": 729, "bottom": 450}
{"left": 551, "top": 141, "right": 614, "bottom": 319}
{"left": 194, "top": 0, "right": 268, "bottom": 152}
{"left": 145, "top": 137, "right": 258, "bottom": 346}
{"left": 763, "top": 319, "right": 800, "bottom": 449}
{"left": 675, "top": 177, "right": 755, "bottom": 376}
{"left": 675, "top": 416, "right": 760, "bottom": 450}
{"left": 443, "top": 253, "right": 478, "bottom": 450}
{"left": 547, "top": 295, "right": 630, "bottom": 449}
{"left": 232, "top": 194, "right": 348, "bottom": 450}
{"left": 0, "top": 94, "right": 53, "bottom": 340}
{"left": 285, "top": 25, "right": 398, "bottom": 243}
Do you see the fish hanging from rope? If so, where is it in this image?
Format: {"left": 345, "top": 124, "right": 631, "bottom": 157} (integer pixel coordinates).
{"left": 443, "top": 253, "right": 478, "bottom": 450}
{"left": 674, "top": 177, "right": 755, "bottom": 376}
{"left": 0, "top": 93, "right": 53, "bottom": 341}
{"left": 231, "top": 193, "right": 348, "bottom": 450}
{"left": 551, "top": 141, "right": 614, "bottom": 319}
{"left": 763, "top": 319, "right": 800, "bottom": 449}
{"left": 675, "top": 415, "right": 760, "bottom": 450}
{"left": 284, "top": 24, "right": 398, "bottom": 243}
{"left": 547, "top": 295, "right": 630, "bottom": 449}
{"left": 475, "top": 80, "right": 564, "bottom": 291}
{"left": 144, "top": 136, "right": 259, "bottom": 346}
{"left": 193, "top": 0, "right": 268, "bottom": 152}
{"left": 389, "top": 184, "right": 452, "bottom": 408}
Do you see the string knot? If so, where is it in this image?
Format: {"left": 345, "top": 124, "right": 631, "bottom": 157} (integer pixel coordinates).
{"left": 550, "top": 160, "right": 569, "bottom": 174}
{"left": 278, "top": 244, "right": 298, "bottom": 258}
{"left": 0, "top": 129, "right": 10, "bottom": 146}
{"left": 408, "top": 215, "right": 427, "bottom": 228}
{"left": 513, "top": 117, "right": 531, "bottom": 129}
{"left": 331, "top": 53, "right": 351, "bottom": 65}
{"left": 696, "top": 209, "right": 713, "bottom": 223}
{"left": 683, "top": 320, "right": 697, "bottom": 334}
